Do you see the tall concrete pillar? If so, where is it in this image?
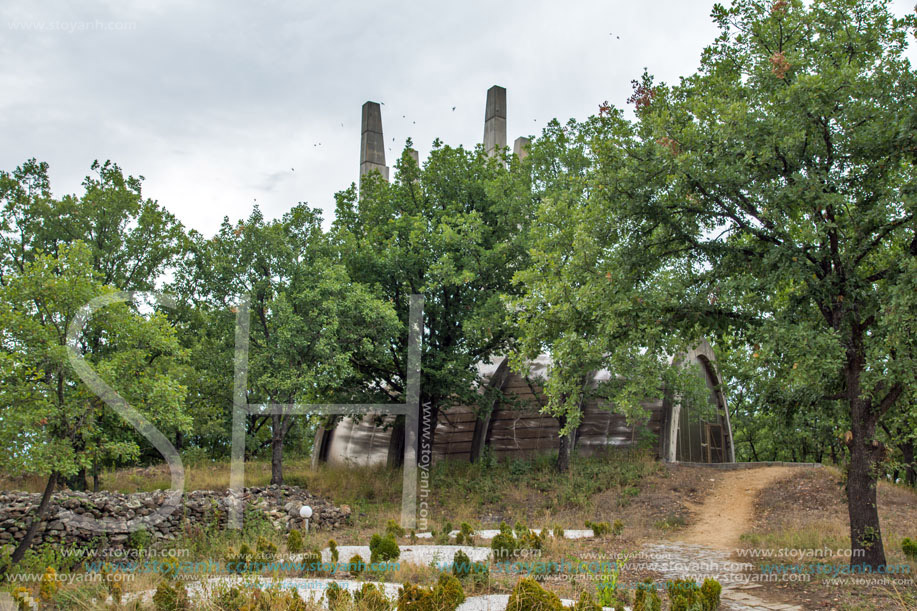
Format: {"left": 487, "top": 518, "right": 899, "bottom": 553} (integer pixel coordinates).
{"left": 360, "top": 101, "right": 389, "bottom": 181}
{"left": 513, "top": 136, "right": 530, "bottom": 161}
{"left": 483, "top": 85, "right": 507, "bottom": 157}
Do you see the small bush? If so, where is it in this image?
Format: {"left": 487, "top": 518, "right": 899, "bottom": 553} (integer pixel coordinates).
{"left": 301, "top": 549, "right": 322, "bottom": 574}
{"left": 585, "top": 520, "right": 611, "bottom": 537}
{"left": 326, "top": 582, "right": 352, "bottom": 611}
{"left": 39, "top": 567, "right": 59, "bottom": 601}
{"left": 256, "top": 536, "right": 278, "bottom": 561}
{"left": 552, "top": 525, "right": 564, "bottom": 538}
{"left": 455, "top": 531, "right": 465, "bottom": 544}
{"left": 453, "top": 550, "right": 472, "bottom": 578}
{"left": 287, "top": 529, "right": 304, "bottom": 554}
{"left": 396, "top": 574, "right": 465, "bottom": 611}
{"left": 612, "top": 520, "right": 624, "bottom": 536}
{"left": 328, "top": 538, "right": 340, "bottom": 562}
{"left": 213, "top": 586, "right": 248, "bottom": 610}
{"left": 128, "top": 527, "right": 152, "bottom": 550}
{"left": 491, "top": 532, "right": 517, "bottom": 558}
{"left": 633, "top": 580, "right": 661, "bottom": 611}
{"left": 355, "top": 583, "right": 391, "bottom": 611}
{"left": 700, "top": 578, "right": 722, "bottom": 610}
{"left": 386, "top": 518, "right": 406, "bottom": 538}
{"left": 902, "top": 537, "right": 917, "bottom": 560}
{"left": 370, "top": 533, "right": 401, "bottom": 563}
{"left": 349, "top": 554, "right": 366, "bottom": 575}
{"left": 666, "top": 579, "right": 705, "bottom": 611}
{"left": 506, "top": 577, "right": 563, "bottom": 611}
{"left": 227, "top": 543, "right": 254, "bottom": 574}
{"left": 153, "top": 581, "right": 190, "bottom": 611}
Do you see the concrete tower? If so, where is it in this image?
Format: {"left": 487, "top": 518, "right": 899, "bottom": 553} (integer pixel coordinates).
{"left": 513, "top": 136, "right": 530, "bottom": 161}
{"left": 483, "top": 85, "right": 507, "bottom": 156}
{"left": 360, "top": 101, "right": 389, "bottom": 181}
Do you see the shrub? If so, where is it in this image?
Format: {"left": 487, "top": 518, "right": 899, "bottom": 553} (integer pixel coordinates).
{"left": 612, "top": 520, "right": 624, "bottom": 536}
{"left": 700, "top": 578, "right": 722, "bottom": 610}
{"left": 453, "top": 550, "right": 472, "bottom": 578}
{"left": 396, "top": 574, "right": 465, "bottom": 611}
{"left": 666, "top": 579, "right": 702, "bottom": 611}
{"left": 227, "top": 544, "right": 254, "bottom": 574}
{"left": 160, "top": 556, "right": 181, "bottom": 580}
{"left": 491, "top": 532, "right": 517, "bottom": 559}
{"left": 256, "top": 536, "right": 278, "bottom": 561}
{"left": 349, "top": 554, "right": 366, "bottom": 575}
{"left": 213, "top": 586, "right": 248, "bottom": 610}
{"left": 355, "top": 583, "right": 391, "bottom": 611}
{"left": 370, "top": 533, "right": 401, "bottom": 563}
{"left": 39, "top": 567, "right": 59, "bottom": 601}
{"left": 902, "top": 537, "right": 917, "bottom": 560}
{"left": 326, "top": 582, "right": 352, "bottom": 611}
{"left": 455, "top": 531, "right": 465, "bottom": 545}
{"left": 633, "top": 580, "right": 661, "bottom": 611}
{"left": 506, "top": 577, "right": 563, "bottom": 611}
{"left": 398, "top": 583, "right": 431, "bottom": 611}
{"left": 460, "top": 522, "right": 475, "bottom": 545}
{"left": 301, "top": 549, "right": 322, "bottom": 574}
{"left": 153, "top": 581, "right": 190, "bottom": 611}
{"left": 585, "top": 521, "right": 611, "bottom": 537}
{"left": 128, "top": 527, "right": 152, "bottom": 551}
{"left": 386, "top": 518, "right": 406, "bottom": 538}
{"left": 328, "top": 538, "right": 340, "bottom": 562}
{"left": 552, "top": 525, "right": 564, "bottom": 538}
{"left": 287, "top": 529, "right": 304, "bottom": 554}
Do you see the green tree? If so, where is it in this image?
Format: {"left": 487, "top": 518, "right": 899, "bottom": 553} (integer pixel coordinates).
{"left": 0, "top": 159, "right": 188, "bottom": 486}
{"left": 173, "top": 205, "right": 398, "bottom": 484}
{"left": 0, "top": 243, "right": 189, "bottom": 569}
{"left": 594, "top": 0, "right": 916, "bottom": 568}
{"left": 332, "top": 143, "right": 531, "bottom": 467}
{"left": 509, "top": 118, "right": 713, "bottom": 471}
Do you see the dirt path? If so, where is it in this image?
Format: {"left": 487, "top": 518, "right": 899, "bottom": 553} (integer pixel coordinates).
{"left": 677, "top": 466, "right": 796, "bottom": 550}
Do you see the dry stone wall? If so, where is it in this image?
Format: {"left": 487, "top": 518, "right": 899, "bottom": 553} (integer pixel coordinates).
{"left": 0, "top": 485, "right": 351, "bottom": 549}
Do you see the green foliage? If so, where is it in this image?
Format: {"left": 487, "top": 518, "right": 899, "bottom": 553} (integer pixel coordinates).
{"left": 396, "top": 573, "right": 465, "bottom": 611}
{"left": 665, "top": 579, "right": 719, "bottom": 611}
{"left": 369, "top": 533, "right": 400, "bottom": 563}
{"left": 585, "top": 520, "right": 608, "bottom": 537}
{"left": 128, "top": 527, "right": 152, "bottom": 551}
{"left": 301, "top": 549, "right": 322, "bottom": 574}
{"left": 505, "top": 577, "right": 563, "bottom": 611}
{"left": 633, "top": 580, "right": 662, "bottom": 611}
{"left": 355, "top": 583, "right": 391, "bottom": 611}
{"left": 452, "top": 550, "right": 471, "bottom": 578}
{"left": 552, "top": 525, "right": 564, "bottom": 538}
{"left": 287, "top": 529, "right": 303, "bottom": 554}
{"left": 328, "top": 538, "right": 339, "bottom": 562}
{"left": 349, "top": 554, "right": 366, "bottom": 574}
{"left": 594, "top": 559, "right": 628, "bottom": 610}
{"left": 902, "top": 537, "right": 917, "bottom": 560}
{"left": 153, "top": 580, "right": 190, "bottom": 611}
{"left": 325, "top": 582, "right": 352, "bottom": 611}
{"left": 700, "top": 579, "right": 722, "bottom": 611}
{"left": 386, "top": 519, "right": 406, "bottom": 538}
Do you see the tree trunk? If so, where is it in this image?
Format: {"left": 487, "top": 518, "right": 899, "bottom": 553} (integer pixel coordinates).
{"left": 5, "top": 472, "right": 58, "bottom": 572}
{"left": 557, "top": 433, "right": 572, "bottom": 473}
{"left": 900, "top": 440, "right": 916, "bottom": 487}
{"left": 270, "top": 414, "right": 291, "bottom": 486}
{"left": 387, "top": 415, "right": 406, "bottom": 468}
{"left": 845, "top": 352, "right": 886, "bottom": 570}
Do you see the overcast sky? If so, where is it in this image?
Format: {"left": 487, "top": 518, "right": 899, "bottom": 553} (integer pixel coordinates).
{"left": 2, "top": 1, "right": 915, "bottom": 235}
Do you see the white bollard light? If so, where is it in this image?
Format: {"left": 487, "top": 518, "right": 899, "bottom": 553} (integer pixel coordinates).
{"left": 299, "top": 505, "right": 313, "bottom": 532}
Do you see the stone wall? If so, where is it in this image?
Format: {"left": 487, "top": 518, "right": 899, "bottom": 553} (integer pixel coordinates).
{"left": 0, "top": 486, "right": 351, "bottom": 550}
